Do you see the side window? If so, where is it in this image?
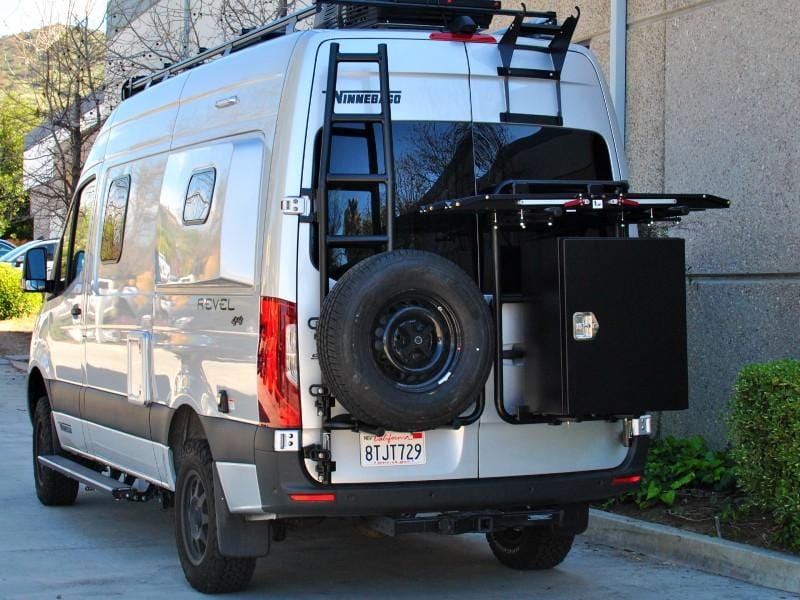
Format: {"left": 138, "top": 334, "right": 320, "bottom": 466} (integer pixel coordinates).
{"left": 101, "top": 176, "right": 131, "bottom": 263}
{"left": 58, "top": 179, "right": 96, "bottom": 290}
{"left": 183, "top": 168, "right": 215, "bottom": 225}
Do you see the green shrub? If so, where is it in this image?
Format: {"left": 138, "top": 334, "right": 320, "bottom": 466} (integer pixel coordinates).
{"left": 729, "top": 359, "right": 800, "bottom": 550}
{"left": 621, "top": 436, "right": 734, "bottom": 508}
{"left": 0, "top": 263, "right": 42, "bottom": 319}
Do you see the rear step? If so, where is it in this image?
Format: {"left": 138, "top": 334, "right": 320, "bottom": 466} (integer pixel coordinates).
{"left": 38, "top": 455, "right": 150, "bottom": 501}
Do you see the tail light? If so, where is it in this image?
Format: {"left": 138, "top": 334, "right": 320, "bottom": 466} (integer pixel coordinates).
{"left": 612, "top": 475, "right": 642, "bottom": 485}
{"left": 257, "top": 297, "right": 301, "bottom": 428}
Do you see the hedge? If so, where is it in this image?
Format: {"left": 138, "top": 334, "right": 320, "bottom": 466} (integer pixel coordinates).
{"left": 0, "top": 263, "right": 42, "bottom": 319}
{"left": 729, "top": 359, "right": 800, "bottom": 550}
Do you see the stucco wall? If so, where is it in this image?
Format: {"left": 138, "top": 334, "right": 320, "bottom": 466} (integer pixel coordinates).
{"left": 505, "top": 0, "right": 799, "bottom": 447}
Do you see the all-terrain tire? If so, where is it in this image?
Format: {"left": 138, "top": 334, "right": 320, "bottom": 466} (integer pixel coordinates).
{"left": 318, "top": 250, "right": 494, "bottom": 431}
{"left": 33, "top": 397, "right": 79, "bottom": 506}
{"left": 174, "top": 439, "right": 256, "bottom": 594}
{"left": 486, "top": 528, "right": 575, "bottom": 570}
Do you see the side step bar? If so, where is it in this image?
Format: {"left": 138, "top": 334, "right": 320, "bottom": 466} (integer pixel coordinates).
{"left": 37, "top": 455, "right": 148, "bottom": 501}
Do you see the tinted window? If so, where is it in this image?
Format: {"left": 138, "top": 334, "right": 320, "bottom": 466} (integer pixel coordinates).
{"left": 183, "top": 168, "right": 216, "bottom": 225}
{"left": 318, "top": 122, "right": 613, "bottom": 280}
{"left": 101, "top": 176, "right": 130, "bottom": 263}
{"left": 474, "top": 124, "right": 613, "bottom": 192}
{"left": 59, "top": 180, "right": 96, "bottom": 289}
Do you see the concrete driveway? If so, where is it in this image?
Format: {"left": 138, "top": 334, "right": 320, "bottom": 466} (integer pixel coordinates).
{"left": 0, "top": 361, "right": 790, "bottom": 599}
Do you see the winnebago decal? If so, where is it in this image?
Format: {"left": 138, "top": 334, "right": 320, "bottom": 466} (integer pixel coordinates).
{"left": 333, "top": 90, "right": 402, "bottom": 105}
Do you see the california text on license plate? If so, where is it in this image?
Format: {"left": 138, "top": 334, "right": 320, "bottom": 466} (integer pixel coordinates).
{"left": 360, "top": 431, "right": 427, "bottom": 467}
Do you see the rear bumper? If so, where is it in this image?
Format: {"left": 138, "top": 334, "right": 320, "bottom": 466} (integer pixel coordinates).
{"left": 201, "top": 417, "right": 648, "bottom": 518}
{"left": 253, "top": 431, "right": 648, "bottom": 518}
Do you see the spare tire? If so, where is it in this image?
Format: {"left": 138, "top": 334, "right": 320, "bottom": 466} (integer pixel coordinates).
{"left": 318, "top": 250, "right": 494, "bottom": 431}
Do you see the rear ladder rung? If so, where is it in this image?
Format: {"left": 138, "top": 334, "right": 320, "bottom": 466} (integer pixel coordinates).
{"left": 518, "top": 22, "right": 562, "bottom": 35}
{"left": 327, "top": 173, "right": 388, "bottom": 184}
{"left": 500, "top": 112, "right": 563, "bottom": 126}
{"left": 336, "top": 52, "right": 381, "bottom": 63}
{"left": 331, "top": 113, "right": 386, "bottom": 123}
{"left": 497, "top": 67, "right": 560, "bottom": 80}
{"left": 327, "top": 235, "right": 388, "bottom": 248}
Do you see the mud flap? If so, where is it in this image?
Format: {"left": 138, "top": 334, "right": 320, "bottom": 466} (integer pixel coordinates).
{"left": 556, "top": 503, "right": 589, "bottom": 536}
{"left": 212, "top": 466, "right": 271, "bottom": 557}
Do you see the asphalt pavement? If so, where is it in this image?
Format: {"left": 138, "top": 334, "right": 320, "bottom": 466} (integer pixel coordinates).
{"left": 0, "top": 360, "right": 793, "bottom": 599}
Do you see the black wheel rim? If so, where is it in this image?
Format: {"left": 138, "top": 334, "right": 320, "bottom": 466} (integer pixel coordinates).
{"left": 181, "top": 471, "right": 209, "bottom": 566}
{"left": 371, "top": 294, "right": 462, "bottom": 392}
{"left": 494, "top": 528, "right": 525, "bottom": 548}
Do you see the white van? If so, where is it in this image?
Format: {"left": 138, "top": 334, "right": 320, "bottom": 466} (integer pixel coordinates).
{"left": 22, "top": 0, "right": 729, "bottom": 593}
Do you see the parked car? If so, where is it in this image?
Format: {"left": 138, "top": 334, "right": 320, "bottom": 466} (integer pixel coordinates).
{"left": 0, "top": 239, "right": 15, "bottom": 257}
{"left": 2, "top": 239, "right": 57, "bottom": 273}
{"left": 21, "top": 0, "right": 730, "bottom": 593}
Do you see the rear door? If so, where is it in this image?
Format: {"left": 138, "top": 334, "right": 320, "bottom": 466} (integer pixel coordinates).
{"left": 465, "top": 41, "right": 630, "bottom": 478}
{"left": 297, "top": 35, "right": 479, "bottom": 484}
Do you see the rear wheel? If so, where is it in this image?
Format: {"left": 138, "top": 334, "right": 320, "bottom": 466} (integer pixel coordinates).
{"left": 174, "top": 440, "right": 256, "bottom": 593}
{"left": 486, "top": 527, "right": 574, "bottom": 570}
{"left": 32, "top": 397, "right": 78, "bottom": 506}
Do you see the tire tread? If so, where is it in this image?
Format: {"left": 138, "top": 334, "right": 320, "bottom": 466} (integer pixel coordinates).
{"left": 487, "top": 528, "right": 574, "bottom": 570}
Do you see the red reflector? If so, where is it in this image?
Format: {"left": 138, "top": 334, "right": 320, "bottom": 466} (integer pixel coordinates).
{"left": 563, "top": 198, "right": 584, "bottom": 208}
{"left": 257, "top": 297, "right": 301, "bottom": 428}
{"left": 619, "top": 197, "right": 640, "bottom": 207}
{"left": 429, "top": 32, "right": 497, "bottom": 44}
{"left": 612, "top": 475, "right": 642, "bottom": 485}
{"left": 289, "top": 493, "right": 336, "bottom": 503}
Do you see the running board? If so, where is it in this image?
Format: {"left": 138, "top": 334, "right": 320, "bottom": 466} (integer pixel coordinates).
{"left": 37, "top": 455, "right": 148, "bottom": 501}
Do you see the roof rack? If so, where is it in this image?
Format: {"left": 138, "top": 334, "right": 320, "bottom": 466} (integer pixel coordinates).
{"left": 120, "top": 0, "right": 564, "bottom": 100}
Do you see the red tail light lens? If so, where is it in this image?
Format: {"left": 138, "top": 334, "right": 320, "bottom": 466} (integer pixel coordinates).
{"left": 612, "top": 475, "right": 642, "bottom": 485}
{"left": 429, "top": 32, "right": 497, "bottom": 43}
{"left": 289, "top": 493, "right": 336, "bottom": 503}
{"left": 257, "top": 297, "right": 301, "bottom": 428}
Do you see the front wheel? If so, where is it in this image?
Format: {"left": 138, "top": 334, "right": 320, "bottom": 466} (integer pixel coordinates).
{"left": 33, "top": 397, "right": 78, "bottom": 506}
{"left": 175, "top": 440, "right": 256, "bottom": 593}
{"left": 486, "top": 527, "right": 575, "bottom": 570}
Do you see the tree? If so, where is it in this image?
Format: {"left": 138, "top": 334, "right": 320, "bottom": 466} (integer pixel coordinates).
{"left": 105, "top": 0, "right": 307, "bottom": 110}
{"left": 13, "top": 2, "right": 106, "bottom": 237}
{"left": 0, "top": 96, "right": 36, "bottom": 239}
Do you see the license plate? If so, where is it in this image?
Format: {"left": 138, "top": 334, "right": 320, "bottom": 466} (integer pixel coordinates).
{"left": 360, "top": 431, "right": 426, "bottom": 467}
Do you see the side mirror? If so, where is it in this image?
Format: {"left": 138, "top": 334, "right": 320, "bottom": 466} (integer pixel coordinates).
{"left": 22, "top": 247, "right": 49, "bottom": 292}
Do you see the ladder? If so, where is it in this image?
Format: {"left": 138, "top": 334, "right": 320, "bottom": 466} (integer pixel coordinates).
{"left": 497, "top": 8, "right": 580, "bottom": 126}
{"left": 316, "top": 42, "right": 397, "bottom": 304}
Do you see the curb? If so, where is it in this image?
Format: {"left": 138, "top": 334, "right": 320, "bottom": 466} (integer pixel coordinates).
{"left": 4, "top": 355, "right": 28, "bottom": 373}
{"left": 584, "top": 509, "right": 800, "bottom": 594}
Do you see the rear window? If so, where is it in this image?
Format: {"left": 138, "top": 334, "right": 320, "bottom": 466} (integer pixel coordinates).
{"left": 318, "top": 122, "right": 612, "bottom": 279}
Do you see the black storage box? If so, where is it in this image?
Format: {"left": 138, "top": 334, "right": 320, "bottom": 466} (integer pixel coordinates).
{"left": 521, "top": 237, "right": 688, "bottom": 417}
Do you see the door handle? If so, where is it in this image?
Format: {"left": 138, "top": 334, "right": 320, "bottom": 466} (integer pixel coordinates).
{"left": 70, "top": 304, "right": 82, "bottom": 317}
